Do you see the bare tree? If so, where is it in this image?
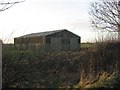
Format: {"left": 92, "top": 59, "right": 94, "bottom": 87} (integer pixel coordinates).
{"left": 0, "top": 0, "right": 25, "bottom": 11}
{"left": 89, "top": 0, "right": 120, "bottom": 40}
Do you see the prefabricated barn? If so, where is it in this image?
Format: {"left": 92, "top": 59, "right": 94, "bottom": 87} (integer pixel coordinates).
{"left": 14, "top": 29, "right": 81, "bottom": 51}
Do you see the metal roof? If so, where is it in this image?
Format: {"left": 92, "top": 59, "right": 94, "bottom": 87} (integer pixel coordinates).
{"left": 15, "top": 29, "right": 80, "bottom": 38}
{"left": 16, "top": 29, "right": 67, "bottom": 38}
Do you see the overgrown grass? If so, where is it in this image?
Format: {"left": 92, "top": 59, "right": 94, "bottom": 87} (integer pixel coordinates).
{"left": 78, "top": 41, "right": 120, "bottom": 89}
{"left": 85, "top": 72, "right": 120, "bottom": 88}
{"left": 2, "top": 44, "right": 81, "bottom": 88}
{"left": 2, "top": 41, "right": 120, "bottom": 88}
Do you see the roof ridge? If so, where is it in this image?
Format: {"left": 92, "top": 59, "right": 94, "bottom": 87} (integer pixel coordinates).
{"left": 16, "top": 29, "right": 67, "bottom": 38}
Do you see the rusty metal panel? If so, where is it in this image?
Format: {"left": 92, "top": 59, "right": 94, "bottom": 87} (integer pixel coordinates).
{"left": 29, "top": 36, "right": 43, "bottom": 44}
{"left": 14, "top": 36, "right": 44, "bottom": 49}
{"left": 14, "top": 38, "right": 23, "bottom": 44}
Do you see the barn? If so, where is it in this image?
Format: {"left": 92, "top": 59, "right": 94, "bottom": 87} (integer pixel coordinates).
{"left": 14, "top": 29, "right": 81, "bottom": 51}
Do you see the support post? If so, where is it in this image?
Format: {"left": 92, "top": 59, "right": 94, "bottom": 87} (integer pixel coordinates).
{"left": 118, "top": 1, "right": 120, "bottom": 41}
{"left": 0, "top": 40, "right": 2, "bottom": 89}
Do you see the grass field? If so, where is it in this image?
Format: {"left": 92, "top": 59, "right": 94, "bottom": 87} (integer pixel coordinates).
{"left": 81, "top": 43, "right": 94, "bottom": 49}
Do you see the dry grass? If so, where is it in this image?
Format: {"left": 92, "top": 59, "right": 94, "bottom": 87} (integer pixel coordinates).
{"left": 2, "top": 40, "right": 120, "bottom": 88}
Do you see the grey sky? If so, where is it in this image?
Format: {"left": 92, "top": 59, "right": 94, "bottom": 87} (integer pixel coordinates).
{"left": 0, "top": 0, "right": 98, "bottom": 43}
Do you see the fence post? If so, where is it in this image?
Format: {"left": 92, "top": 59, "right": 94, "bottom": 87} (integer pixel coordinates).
{"left": 0, "top": 40, "right": 2, "bottom": 90}
{"left": 118, "top": 1, "right": 120, "bottom": 41}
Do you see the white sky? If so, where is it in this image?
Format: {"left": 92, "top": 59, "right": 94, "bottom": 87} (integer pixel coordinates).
{"left": 0, "top": 0, "right": 99, "bottom": 43}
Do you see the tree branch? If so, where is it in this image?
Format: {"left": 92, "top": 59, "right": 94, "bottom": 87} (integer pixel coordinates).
{"left": 0, "top": 0, "right": 25, "bottom": 5}
{"left": 90, "top": 0, "right": 120, "bottom": 32}
{"left": 0, "top": 0, "right": 25, "bottom": 11}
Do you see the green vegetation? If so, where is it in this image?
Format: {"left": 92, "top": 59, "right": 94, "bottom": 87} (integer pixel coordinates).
{"left": 2, "top": 45, "right": 81, "bottom": 88}
{"left": 81, "top": 43, "right": 94, "bottom": 49}
{"left": 2, "top": 41, "right": 120, "bottom": 89}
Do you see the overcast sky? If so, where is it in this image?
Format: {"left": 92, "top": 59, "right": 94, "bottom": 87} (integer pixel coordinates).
{"left": 0, "top": 0, "right": 99, "bottom": 43}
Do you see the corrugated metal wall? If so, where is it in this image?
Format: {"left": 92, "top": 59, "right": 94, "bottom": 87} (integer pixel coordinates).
{"left": 14, "top": 30, "right": 81, "bottom": 51}
{"left": 44, "top": 37, "right": 80, "bottom": 51}
{"left": 14, "top": 36, "right": 44, "bottom": 49}
{"left": 70, "top": 38, "right": 80, "bottom": 50}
